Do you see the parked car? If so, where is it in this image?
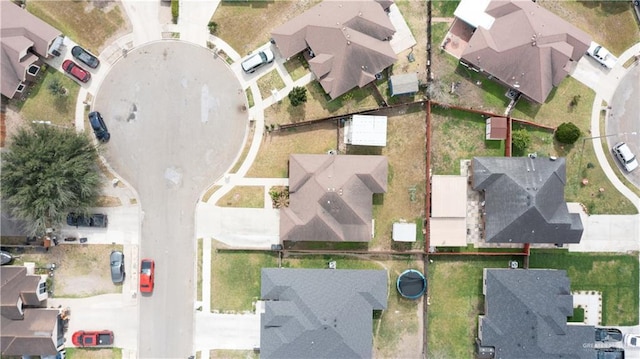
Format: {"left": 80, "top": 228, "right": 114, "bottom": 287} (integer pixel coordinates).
{"left": 612, "top": 142, "right": 639, "bottom": 172}
{"left": 626, "top": 333, "right": 640, "bottom": 347}
{"left": 140, "top": 259, "right": 155, "bottom": 293}
{"left": 88, "top": 111, "right": 110, "bottom": 142}
{"left": 66, "top": 212, "right": 108, "bottom": 228}
{"left": 596, "top": 327, "right": 623, "bottom": 342}
{"left": 110, "top": 250, "right": 125, "bottom": 284}
{"left": 241, "top": 49, "right": 274, "bottom": 73}
{"left": 71, "top": 330, "right": 113, "bottom": 347}
{"left": 596, "top": 347, "right": 625, "bottom": 359}
{"left": 71, "top": 46, "right": 100, "bottom": 68}
{"left": 587, "top": 42, "right": 617, "bottom": 69}
{"left": 62, "top": 59, "right": 91, "bottom": 83}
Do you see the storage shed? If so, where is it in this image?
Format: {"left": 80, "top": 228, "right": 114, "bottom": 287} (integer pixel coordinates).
{"left": 344, "top": 115, "right": 387, "bottom": 147}
{"left": 389, "top": 73, "right": 419, "bottom": 96}
{"left": 485, "top": 117, "right": 507, "bottom": 140}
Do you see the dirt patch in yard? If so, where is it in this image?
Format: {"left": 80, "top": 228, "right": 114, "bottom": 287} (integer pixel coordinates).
{"left": 13, "top": 244, "right": 123, "bottom": 298}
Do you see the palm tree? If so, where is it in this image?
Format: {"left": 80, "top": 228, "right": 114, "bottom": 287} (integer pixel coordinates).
{"left": 1, "top": 124, "right": 102, "bottom": 235}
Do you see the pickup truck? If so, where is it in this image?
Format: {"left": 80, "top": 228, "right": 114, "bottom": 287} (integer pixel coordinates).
{"left": 71, "top": 330, "right": 114, "bottom": 347}
{"left": 587, "top": 42, "right": 617, "bottom": 69}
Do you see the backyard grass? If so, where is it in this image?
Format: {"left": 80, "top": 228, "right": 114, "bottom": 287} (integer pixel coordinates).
{"left": 430, "top": 107, "right": 505, "bottom": 175}
{"left": 431, "top": 0, "right": 460, "bottom": 17}
{"left": 197, "top": 238, "right": 203, "bottom": 302}
{"left": 256, "top": 70, "right": 286, "bottom": 100}
{"left": 245, "top": 121, "right": 337, "bottom": 178}
{"left": 216, "top": 186, "right": 264, "bottom": 208}
{"left": 66, "top": 347, "right": 122, "bottom": 359}
{"left": 539, "top": 0, "right": 640, "bottom": 56}
{"left": 393, "top": 0, "right": 428, "bottom": 82}
{"left": 263, "top": 82, "right": 379, "bottom": 126}
{"left": 9, "top": 67, "right": 79, "bottom": 127}
{"left": 427, "top": 256, "right": 522, "bottom": 358}
{"left": 283, "top": 55, "right": 310, "bottom": 82}
{"left": 210, "top": 1, "right": 321, "bottom": 55}
{"left": 27, "top": 1, "right": 127, "bottom": 53}
{"left": 529, "top": 250, "right": 639, "bottom": 326}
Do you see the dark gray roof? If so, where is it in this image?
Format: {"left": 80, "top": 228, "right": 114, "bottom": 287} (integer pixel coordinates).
{"left": 389, "top": 73, "right": 419, "bottom": 96}
{"left": 260, "top": 268, "right": 387, "bottom": 359}
{"left": 479, "top": 269, "right": 595, "bottom": 359}
{"left": 472, "top": 156, "right": 583, "bottom": 244}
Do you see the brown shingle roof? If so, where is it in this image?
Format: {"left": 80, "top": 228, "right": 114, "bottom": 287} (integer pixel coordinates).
{"left": 1, "top": 309, "right": 59, "bottom": 356}
{"left": 1, "top": 0, "right": 61, "bottom": 98}
{"left": 271, "top": 0, "right": 397, "bottom": 99}
{"left": 281, "top": 154, "right": 388, "bottom": 242}
{"left": 460, "top": 0, "right": 591, "bottom": 103}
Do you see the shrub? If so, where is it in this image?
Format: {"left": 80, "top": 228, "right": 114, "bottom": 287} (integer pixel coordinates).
{"left": 512, "top": 129, "right": 531, "bottom": 155}
{"left": 555, "top": 122, "right": 581, "bottom": 144}
{"left": 288, "top": 86, "right": 307, "bottom": 107}
{"left": 171, "top": 0, "right": 179, "bottom": 24}
{"left": 208, "top": 21, "right": 218, "bottom": 35}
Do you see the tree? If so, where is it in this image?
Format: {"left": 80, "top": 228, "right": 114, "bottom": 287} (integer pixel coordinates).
{"left": 47, "top": 79, "right": 66, "bottom": 97}
{"left": 1, "top": 124, "right": 102, "bottom": 235}
{"left": 555, "top": 122, "right": 581, "bottom": 144}
{"left": 288, "top": 86, "right": 307, "bottom": 107}
{"left": 511, "top": 129, "right": 531, "bottom": 155}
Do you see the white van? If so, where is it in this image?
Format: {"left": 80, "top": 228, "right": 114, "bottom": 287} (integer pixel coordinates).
{"left": 241, "top": 49, "right": 274, "bottom": 74}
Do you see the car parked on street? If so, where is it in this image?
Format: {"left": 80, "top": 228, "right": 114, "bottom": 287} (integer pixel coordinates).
{"left": 241, "top": 48, "right": 274, "bottom": 73}
{"left": 626, "top": 333, "right": 640, "bottom": 347}
{"left": 62, "top": 59, "right": 91, "bottom": 83}
{"left": 140, "top": 258, "right": 155, "bottom": 293}
{"left": 66, "top": 212, "right": 108, "bottom": 228}
{"left": 110, "top": 250, "right": 125, "bottom": 284}
{"left": 596, "top": 327, "right": 623, "bottom": 342}
{"left": 612, "top": 142, "right": 639, "bottom": 172}
{"left": 88, "top": 111, "right": 110, "bottom": 142}
{"left": 71, "top": 45, "right": 100, "bottom": 68}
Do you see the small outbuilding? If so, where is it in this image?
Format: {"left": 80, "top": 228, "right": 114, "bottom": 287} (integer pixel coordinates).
{"left": 392, "top": 222, "right": 417, "bottom": 242}
{"left": 344, "top": 115, "right": 388, "bottom": 147}
{"left": 389, "top": 73, "right": 419, "bottom": 96}
{"left": 485, "top": 116, "right": 507, "bottom": 140}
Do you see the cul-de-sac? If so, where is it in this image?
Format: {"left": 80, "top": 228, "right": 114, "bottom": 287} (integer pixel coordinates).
{"left": 1, "top": 0, "right": 640, "bottom": 358}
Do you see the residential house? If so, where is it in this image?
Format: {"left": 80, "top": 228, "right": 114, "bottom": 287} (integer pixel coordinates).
{"left": 477, "top": 268, "right": 595, "bottom": 358}
{"left": 260, "top": 268, "right": 387, "bottom": 358}
{"left": 280, "top": 154, "right": 388, "bottom": 243}
{"left": 454, "top": 0, "right": 591, "bottom": 103}
{"left": 1, "top": 0, "right": 62, "bottom": 99}
{"left": 271, "top": 0, "right": 397, "bottom": 99}
{"left": 472, "top": 156, "right": 583, "bottom": 245}
{"left": 1, "top": 266, "right": 65, "bottom": 358}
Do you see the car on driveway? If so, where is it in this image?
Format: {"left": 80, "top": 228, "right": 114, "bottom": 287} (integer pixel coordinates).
{"left": 626, "top": 333, "right": 640, "bottom": 347}
{"left": 88, "top": 111, "right": 110, "bottom": 142}
{"left": 596, "top": 327, "right": 623, "bottom": 342}
{"left": 587, "top": 42, "right": 617, "bottom": 69}
{"left": 241, "top": 48, "right": 274, "bottom": 73}
{"left": 140, "top": 259, "right": 155, "bottom": 293}
{"left": 612, "top": 142, "right": 638, "bottom": 172}
{"left": 62, "top": 59, "right": 91, "bottom": 83}
{"left": 66, "top": 212, "right": 108, "bottom": 228}
{"left": 110, "top": 250, "right": 125, "bottom": 284}
{"left": 71, "top": 46, "right": 100, "bottom": 68}
{"left": 71, "top": 330, "right": 113, "bottom": 347}
{"left": 596, "top": 347, "right": 625, "bottom": 359}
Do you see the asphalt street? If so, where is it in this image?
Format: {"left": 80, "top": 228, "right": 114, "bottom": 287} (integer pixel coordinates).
{"left": 93, "top": 41, "right": 247, "bottom": 358}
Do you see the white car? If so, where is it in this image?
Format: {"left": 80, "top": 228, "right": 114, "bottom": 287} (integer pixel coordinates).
{"left": 241, "top": 49, "right": 274, "bottom": 74}
{"left": 625, "top": 333, "right": 640, "bottom": 348}
{"left": 612, "top": 142, "right": 639, "bottom": 172}
{"left": 587, "top": 42, "right": 617, "bottom": 69}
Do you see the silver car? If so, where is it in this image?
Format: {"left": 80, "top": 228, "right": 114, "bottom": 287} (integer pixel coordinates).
{"left": 110, "top": 250, "right": 125, "bottom": 284}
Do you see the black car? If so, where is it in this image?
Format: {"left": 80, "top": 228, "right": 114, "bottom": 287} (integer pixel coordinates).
{"left": 596, "top": 328, "right": 623, "bottom": 342}
{"left": 89, "top": 112, "right": 110, "bottom": 142}
{"left": 71, "top": 46, "right": 100, "bottom": 69}
{"left": 596, "top": 347, "right": 624, "bottom": 359}
{"left": 110, "top": 250, "right": 125, "bottom": 284}
{"left": 66, "top": 212, "right": 108, "bottom": 228}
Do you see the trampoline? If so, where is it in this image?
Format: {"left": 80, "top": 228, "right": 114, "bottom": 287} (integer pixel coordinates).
{"left": 397, "top": 269, "right": 427, "bottom": 299}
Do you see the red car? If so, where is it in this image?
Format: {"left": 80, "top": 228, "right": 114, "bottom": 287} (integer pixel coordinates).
{"left": 71, "top": 330, "right": 113, "bottom": 347}
{"left": 62, "top": 59, "right": 90, "bottom": 83}
{"left": 140, "top": 258, "right": 155, "bottom": 293}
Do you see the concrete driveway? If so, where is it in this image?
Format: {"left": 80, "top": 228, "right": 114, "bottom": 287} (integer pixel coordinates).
{"left": 93, "top": 40, "right": 247, "bottom": 358}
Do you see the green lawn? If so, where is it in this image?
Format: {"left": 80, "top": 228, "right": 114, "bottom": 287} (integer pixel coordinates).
{"left": 430, "top": 107, "right": 505, "bottom": 175}
{"left": 216, "top": 186, "right": 264, "bottom": 208}
{"left": 427, "top": 256, "right": 522, "bottom": 358}
{"left": 529, "top": 250, "right": 639, "bottom": 326}
{"left": 431, "top": 0, "right": 460, "bottom": 17}
{"left": 283, "top": 55, "right": 310, "bottom": 82}
{"left": 65, "top": 347, "right": 121, "bottom": 359}
{"left": 10, "top": 67, "right": 79, "bottom": 127}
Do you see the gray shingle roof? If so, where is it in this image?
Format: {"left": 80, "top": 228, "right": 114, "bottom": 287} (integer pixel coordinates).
{"left": 459, "top": 0, "right": 591, "bottom": 103}
{"left": 472, "top": 156, "right": 583, "bottom": 244}
{"left": 261, "top": 268, "right": 387, "bottom": 359}
{"left": 271, "top": 0, "right": 397, "bottom": 99}
{"left": 479, "top": 269, "right": 595, "bottom": 359}
{"left": 389, "top": 73, "right": 419, "bottom": 96}
{"left": 281, "top": 154, "right": 388, "bottom": 242}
